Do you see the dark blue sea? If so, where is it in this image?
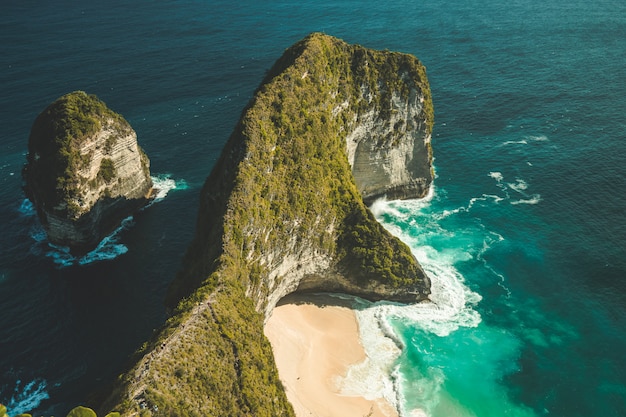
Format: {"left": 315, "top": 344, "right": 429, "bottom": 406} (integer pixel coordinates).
{"left": 2, "top": 1, "right": 625, "bottom": 416}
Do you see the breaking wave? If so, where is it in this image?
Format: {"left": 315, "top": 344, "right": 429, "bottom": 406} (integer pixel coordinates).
{"left": 21, "top": 173, "right": 186, "bottom": 267}
{"left": 3, "top": 378, "right": 49, "bottom": 416}
{"left": 342, "top": 187, "right": 540, "bottom": 417}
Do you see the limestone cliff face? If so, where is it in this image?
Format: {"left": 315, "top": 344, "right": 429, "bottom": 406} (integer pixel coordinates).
{"left": 23, "top": 91, "right": 153, "bottom": 253}
{"left": 347, "top": 88, "right": 433, "bottom": 204}
{"left": 102, "top": 33, "right": 433, "bottom": 417}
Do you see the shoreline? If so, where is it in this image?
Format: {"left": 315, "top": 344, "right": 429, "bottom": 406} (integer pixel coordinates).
{"left": 264, "top": 293, "right": 399, "bottom": 417}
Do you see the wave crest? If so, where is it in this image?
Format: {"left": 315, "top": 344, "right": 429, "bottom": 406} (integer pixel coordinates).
{"left": 4, "top": 378, "right": 49, "bottom": 416}
{"left": 21, "top": 173, "right": 186, "bottom": 267}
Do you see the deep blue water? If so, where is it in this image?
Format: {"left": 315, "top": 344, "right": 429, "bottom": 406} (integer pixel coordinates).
{"left": 1, "top": 1, "right": 625, "bottom": 416}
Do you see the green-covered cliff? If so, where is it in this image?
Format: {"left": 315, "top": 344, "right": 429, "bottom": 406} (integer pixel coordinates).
{"left": 100, "top": 33, "right": 434, "bottom": 416}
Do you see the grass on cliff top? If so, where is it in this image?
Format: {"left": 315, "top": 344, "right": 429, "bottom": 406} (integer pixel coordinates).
{"left": 105, "top": 282, "right": 294, "bottom": 417}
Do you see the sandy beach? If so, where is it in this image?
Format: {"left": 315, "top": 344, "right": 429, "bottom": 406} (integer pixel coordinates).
{"left": 264, "top": 294, "right": 398, "bottom": 417}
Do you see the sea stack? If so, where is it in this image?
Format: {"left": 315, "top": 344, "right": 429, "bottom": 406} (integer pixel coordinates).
{"left": 23, "top": 91, "right": 153, "bottom": 254}
{"left": 101, "top": 33, "right": 433, "bottom": 417}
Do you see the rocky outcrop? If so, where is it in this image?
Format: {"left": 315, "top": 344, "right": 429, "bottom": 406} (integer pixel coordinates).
{"left": 23, "top": 91, "right": 153, "bottom": 253}
{"left": 101, "top": 33, "right": 434, "bottom": 417}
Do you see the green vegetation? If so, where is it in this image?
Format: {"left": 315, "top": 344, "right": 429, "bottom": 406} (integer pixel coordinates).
{"left": 23, "top": 91, "right": 132, "bottom": 216}
{"left": 98, "top": 158, "right": 116, "bottom": 183}
{"left": 67, "top": 406, "right": 97, "bottom": 417}
{"left": 0, "top": 404, "right": 119, "bottom": 417}
{"left": 102, "top": 33, "right": 432, "bottom": 416}
{"left": 107, "top": 283, "right": 293, "bottom": 417}
{"left": 103, "top": 134, "right": 118, "bottom": 153}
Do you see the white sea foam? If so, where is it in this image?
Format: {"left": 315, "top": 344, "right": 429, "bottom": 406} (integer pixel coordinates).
{"left": 43, "top": 216, "right": 134, "bottom": 267}
{"left": 477, "top": 232, "right": 511, "bottom": 298}
{"left": 6, "top": 378, "right": 49, "bottom": 416}
{"left": 21, "top": 174, "right": 185, "bottom": 266}
{"left": 439, "top": 193, "right": 505, "bottom": 219}
{"left": 408, "top": 409, "right": 430, "bottom": 417}
{"left": 341, "top": 197, "right": 484, "bottom": 416}
{"left": 499, "top": 134, "right": 548, "bottom": 147}
{"left": 488, "top": 171, "right": 503, "bottom": 182}
{"left": 28, "top": 225, "right": 47, "bottom": 245}
{"left": 148, "top": 173, "right": 186, "bottom": 205}
{"left": 500, "top": 139, "right": 528, "bottom": 146}
{"left": 503, "top": 177, "right": 541, "bottom": 205}
{"left": 339, "top": 305, "right": 403, "bottom": 410}
{"left": 342, "top": 257, "right": 482, "bottom": 417}
{"left": 18, "top": 199, "right": 35, "bottom": 216}
{"left": 507, "top": 178, "right": 529, "bottom": 193}
{"left": 370, "top": 186, "right": 436, "bottom": 220}
{"left": 511, "top": 194, "right": 542, "bottom": 205}
{"left": 488, "top": 173, "right": 541, "bottom": 206}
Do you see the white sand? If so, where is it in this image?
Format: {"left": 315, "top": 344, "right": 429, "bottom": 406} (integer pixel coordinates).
{"left": 264, "top": 295, "right": 398, "bottom": 417}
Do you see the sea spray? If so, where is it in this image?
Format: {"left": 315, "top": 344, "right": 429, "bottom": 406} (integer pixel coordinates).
{"left": 341, "top": 193, "right": 540, "bottom": 417}
{"left": 338, "top": 194, "right": 480, "bottom": 416}
{"left": 147, "top": 173, "right": 188, "bottom": 204}
{"left": 22, "top": 174, "right": 185, "bottom": 267}
{"left": 4, "top": 378, "right": 49, "bottom": 416}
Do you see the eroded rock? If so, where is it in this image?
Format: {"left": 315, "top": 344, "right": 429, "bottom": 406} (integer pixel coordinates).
{"left": 23, "top": 91, "right": 152, "bottom": 253}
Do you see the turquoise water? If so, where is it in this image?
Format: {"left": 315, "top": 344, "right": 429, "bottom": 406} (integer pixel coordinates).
{"left": 1, "top": 1, "right": 625, "bottom": 416}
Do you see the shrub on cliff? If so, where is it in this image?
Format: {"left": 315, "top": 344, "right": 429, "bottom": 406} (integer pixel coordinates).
{"left": 0, "top": 404, "right": 119, "bottom": 417}
{"left": 98, "top": 158, "right": 116, "bottom": 183}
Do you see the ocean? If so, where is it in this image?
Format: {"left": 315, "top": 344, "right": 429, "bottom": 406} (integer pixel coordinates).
{"left": 1, "top": 1, "right": 625, "bottom": 416}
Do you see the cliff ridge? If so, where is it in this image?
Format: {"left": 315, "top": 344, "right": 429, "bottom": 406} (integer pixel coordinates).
{"left": 101, "top": 33, "right": 434, "bottom": 417}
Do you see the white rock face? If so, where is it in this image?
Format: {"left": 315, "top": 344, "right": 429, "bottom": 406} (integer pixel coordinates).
{"left": 69, "top": 118, "right": 151, "bottom": 213}
{"left": 345, "top": 85, "right": 433, "bottom": 203}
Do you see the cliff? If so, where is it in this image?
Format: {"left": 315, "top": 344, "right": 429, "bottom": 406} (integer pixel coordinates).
{"left": 100, "top": 33, "right": 434, "bottom": 416}
{"left": 23, "top": 91, "right": 153, "bottom": 253}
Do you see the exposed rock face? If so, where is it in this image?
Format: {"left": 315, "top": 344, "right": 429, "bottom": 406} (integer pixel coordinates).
{"left": 347, "top": 89, "right": 433, "bottom": 204}
{"left": 102, "top": 33, "right": 434, "bottom": 417}
{"left": 23, "top": 91, "right": 153, "bottom": 253}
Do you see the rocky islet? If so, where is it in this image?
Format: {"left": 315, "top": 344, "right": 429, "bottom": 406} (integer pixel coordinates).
{"left": 23, "top": 91, "right": 153, "bottom": 254}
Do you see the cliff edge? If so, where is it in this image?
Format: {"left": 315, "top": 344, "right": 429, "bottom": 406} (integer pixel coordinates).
{"left": 101, "top": 33, "right": 433, "bottom": 417}
{"left": 23, "top": 91, "right": 153, "bottom": 253}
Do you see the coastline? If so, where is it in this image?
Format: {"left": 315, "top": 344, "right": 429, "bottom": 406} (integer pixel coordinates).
{"left": 264, "top": 294, "right": 398, "bottom": 417}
